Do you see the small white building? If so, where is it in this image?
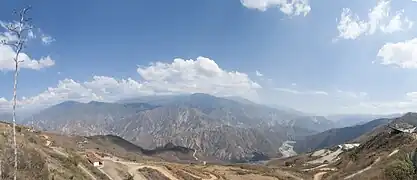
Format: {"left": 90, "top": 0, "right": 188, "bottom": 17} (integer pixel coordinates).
{"left": 86, "top": 152, "right": 103, "bottom": 167}
{"left": 389, "top": 123, "right": 417, "bottom": 133}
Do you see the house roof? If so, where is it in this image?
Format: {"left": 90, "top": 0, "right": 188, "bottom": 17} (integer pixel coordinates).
{"left": 86, "top": 152, "right": 101, "bottom": 162}
{"left": 388, "top": 122, "right": 417, "bottom": 133}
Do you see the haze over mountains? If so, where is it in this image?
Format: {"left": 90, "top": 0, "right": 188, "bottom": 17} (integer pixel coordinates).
{"left": 10, "top": 93, "right": 399, "bottom": 162}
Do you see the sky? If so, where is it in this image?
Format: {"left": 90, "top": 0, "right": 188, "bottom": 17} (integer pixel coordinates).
{"left": 1, "top": 0, "right": 417, "bottom": 115}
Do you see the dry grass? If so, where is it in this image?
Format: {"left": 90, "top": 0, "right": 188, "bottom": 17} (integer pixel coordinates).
{"left": 138, "top": 167, "right": 171, "bottom": 180}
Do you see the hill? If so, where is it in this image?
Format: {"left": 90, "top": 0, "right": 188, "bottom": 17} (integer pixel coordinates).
{"left": 293, "top": 118, "right": 392, "bottom": 153}
{"left": 267, "top": 113, "right": 417, "bottom": 180}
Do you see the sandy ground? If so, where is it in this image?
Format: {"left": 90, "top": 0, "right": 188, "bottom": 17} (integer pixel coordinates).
{"left": 311, "top": 149, "right": 329, "bottom": 157}
{"left": 307, "top": 148, "right": 343, "bottom": 165}
{"left": 302, "top": 164, "right": 328, "bottom": 172}
{"left": 279, "top": 141, "right": 297, "bottom": 158}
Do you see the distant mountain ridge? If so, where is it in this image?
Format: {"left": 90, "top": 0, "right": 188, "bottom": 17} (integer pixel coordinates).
{"left": 25, "top": 93, "right": 338, "bottom": 161}
{"left": 326, "top": 113, "right": 402, "bottom": 127}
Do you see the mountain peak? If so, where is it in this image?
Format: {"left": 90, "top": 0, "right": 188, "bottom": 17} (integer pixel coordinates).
{"left": 56, "top": 100, "right": 82, "bottom": 107}
{"left": 190, "top": 93, "right": 216, "bottom": 98}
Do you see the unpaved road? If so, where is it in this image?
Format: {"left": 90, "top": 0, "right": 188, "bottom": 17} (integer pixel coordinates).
{"left": 97, "top": 165, "right": 116, "bottom": 180}
{"left": 388, "top": 149, "right": 399, "bottom": 157}
{"left": 79, "top": 164, "right": 98, "bottom": 180}
{"left": 344, "top": 157, "right": 381, "bottom": 179}
{"left": 101, "top": 156, "right": 217, "bottom": 180}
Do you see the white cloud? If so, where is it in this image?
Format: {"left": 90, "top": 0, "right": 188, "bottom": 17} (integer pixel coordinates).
{"left": 381, "top": 12, "right": 413, "bottom": 33}
{"left": 0, "top": 45, "right": 55, "bottom": 71}
{"left": 136, "top": 57, "right": 261, "bottom": 96}
{"left": 255, "top": 70, "right": 263, "bottom": 77}
{"left": 336, "top": 90, "right": 368, "bottom": 99}
{"left": 336, "top": 0, "right": 412, "bottom": 40}
{"left": 342, "top": 92, "right": 417, "bottom": 114}
{"left": 0, "top": 56, "right": 261, "bottom": 112}
{"left": 0, "top": 97, "right": 10, "bottom": 111}
{"left": 337, "top": 8, "right": 369, "bottom": 40}
{"left": 240, "top": 0, "right": 311, "bottom": 16}
{"left": 377, "top": 38, "right": 417, "bottom": 68}
{"left": 406, "top": 92, "right": 417, "bottom": 100}
{"left": 273, "top": 88, "right": 370, "bottom": 100}
{"left": 0, "top": 21, "right": 55, "bottom": 71}
{"left": 41, "top": 34, "right": 55, "bottom": 45}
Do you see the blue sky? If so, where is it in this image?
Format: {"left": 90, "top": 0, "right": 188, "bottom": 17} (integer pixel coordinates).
{"left": 1, "top": 0, "right": 417, "bottom": 115}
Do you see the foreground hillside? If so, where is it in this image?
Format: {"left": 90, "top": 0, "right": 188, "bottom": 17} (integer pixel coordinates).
{"left": 0, "top": 121, "right": 310, "bottom": 180}
{"left": 268, "top": 113, "right": 417, "bottom": 180}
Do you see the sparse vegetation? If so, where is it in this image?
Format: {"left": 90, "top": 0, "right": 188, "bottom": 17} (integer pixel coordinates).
{"left": 384, "top": 159, "right": 416, "bottom": 180}
{"left": 1, "top": 143, "right": 49, "bottom": 180}
{"left": 124, "top": 174, "right": 134, "bottom": 180}
{"left": 138, "top": 167, "right": 171, "bottom": 180}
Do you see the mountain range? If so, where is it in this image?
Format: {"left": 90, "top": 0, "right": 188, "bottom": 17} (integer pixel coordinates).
{"left": 5, "top": 108, "right": 415, "bottom": 180}
{"left": 20, "top": 93, "right": 337, "bottom": 161}
{"left": 15, "top": 93, "right": 401, "bottom": 162}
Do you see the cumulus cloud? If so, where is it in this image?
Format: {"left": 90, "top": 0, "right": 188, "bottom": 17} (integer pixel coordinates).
{"left": 0, "top": 21, "right": 55, "bottom": 71}
{"left": 377, "top": 38, "right": 417, "bottom": 68}
{"left": 136, "top": 57, "right": 261, "bottom": 96}
{"left": 336, "top": 0, "right": 412, "bottom": 40}
{"left": 0, "top": 56, "right": 261, "bottom": 112}
{"left": 240, "top": 0, "right": 311, "bottom": 16}
{"left": 0, "top": 45, "right": 55, "bottom": 71}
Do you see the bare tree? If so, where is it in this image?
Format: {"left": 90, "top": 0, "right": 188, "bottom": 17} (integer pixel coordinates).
{"left": 1, "top": 6, "right": 33, "bottom": 180}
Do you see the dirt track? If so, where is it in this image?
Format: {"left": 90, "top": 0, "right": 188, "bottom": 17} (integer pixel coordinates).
{"left": 101, "top": 156, "right": 217, "bottom": 180}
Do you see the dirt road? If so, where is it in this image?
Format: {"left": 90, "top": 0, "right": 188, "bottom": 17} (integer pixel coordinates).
{"left": 79, "top": 164, "right": 98, "bottom": 180}
{"left": 101, "top": 156, "right": 218, "bottom": 180}
{"left": 344, "top": 157, "right": 381, "bottom": 179}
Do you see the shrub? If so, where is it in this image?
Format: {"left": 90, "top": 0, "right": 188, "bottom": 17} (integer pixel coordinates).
{"left": 124, "top": 174, "right": 134, "bottom": 180}
{"left": 384, "top": 160, "right": 416, "bottom": 180}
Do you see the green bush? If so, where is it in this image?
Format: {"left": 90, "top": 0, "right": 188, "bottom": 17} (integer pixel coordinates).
{"left": 384, "top": 160, "right": 416, "bottom": 180}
